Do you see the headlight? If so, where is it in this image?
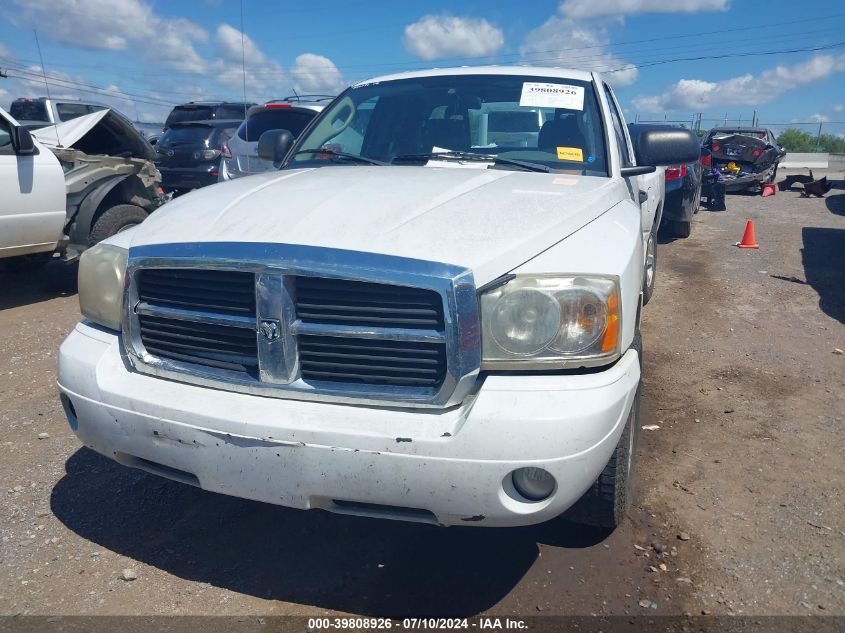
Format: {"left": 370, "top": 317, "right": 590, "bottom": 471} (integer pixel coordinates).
{"left": 481, "top": 275, "right": 621, "bottom": 369}
{"left": 78, "top": 243, "right": 128, "bottom": 331}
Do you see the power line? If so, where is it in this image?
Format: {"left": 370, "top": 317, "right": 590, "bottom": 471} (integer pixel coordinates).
{"left": 603, "top": 41, "right": 845, "bottom": 74}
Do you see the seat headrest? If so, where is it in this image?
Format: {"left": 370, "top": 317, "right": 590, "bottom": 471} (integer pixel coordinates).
{"left": 423, "top": 117, "right": 469, "bottom": 151}
{"left": 538, "top": 116, "right": 584, "bottom": 150}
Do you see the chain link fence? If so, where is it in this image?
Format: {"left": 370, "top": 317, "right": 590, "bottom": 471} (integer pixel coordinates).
{"left": 633, "top": 113, "right": 845, "bottom": 152}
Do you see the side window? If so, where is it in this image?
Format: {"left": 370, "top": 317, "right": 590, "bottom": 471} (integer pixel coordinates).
{"left": 603, "top": 86, "right": 633, "bottom": 168}
{"left": 56, "top": 103, "right": 91, "bottom": 121}
{"left": 0, "top": 116, "right": 13, "bottom": 155}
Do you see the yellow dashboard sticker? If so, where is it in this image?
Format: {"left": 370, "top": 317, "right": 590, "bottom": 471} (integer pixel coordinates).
{"left": 556, "top": 146, "right": 584, "bottom": 162}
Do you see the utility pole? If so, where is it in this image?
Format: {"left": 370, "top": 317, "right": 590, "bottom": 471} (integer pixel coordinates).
{"left": 816, "top": 122, "right": 823, "bottom": 152}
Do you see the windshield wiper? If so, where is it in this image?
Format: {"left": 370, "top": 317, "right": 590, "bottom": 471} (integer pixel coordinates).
{"left": 491, "top": 155, "right": 550, "bottom": 173}
{"left": 292, "top": 148, "right": 387, "bottom": 166}
{"left": 392, "top": 151, "right": 549, "bottom": 173}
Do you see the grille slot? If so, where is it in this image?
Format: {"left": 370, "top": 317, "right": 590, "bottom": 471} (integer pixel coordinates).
{"left": 138, "top": 314, "right": 257, "bottom": 373}
{"left": 294, "top": 276, "right": 444, "bottom": 329}
{"left": 136, "top": 269, "right": 258, "bottom": 374}
{"left": 298, "top": 335, "right": 446, "bottom": 387}
{"left": 138, "top": 269, "right": 256, "bottom": 316}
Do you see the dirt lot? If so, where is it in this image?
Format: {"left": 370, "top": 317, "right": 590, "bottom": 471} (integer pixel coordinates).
{"left": 1, "top": 172, "right": 843, "bottom": 619}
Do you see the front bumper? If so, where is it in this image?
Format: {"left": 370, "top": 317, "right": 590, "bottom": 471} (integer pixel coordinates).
{"left": 57, "top": 322, "right": 640, "bottom": 527}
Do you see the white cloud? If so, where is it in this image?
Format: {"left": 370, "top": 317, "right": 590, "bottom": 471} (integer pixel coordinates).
{"left": 290, "top": 54, "right": 344, "bottom": 94}
{"left": 633, "top": 53, "right": 845, "bottom": 112}
{"left": 560, "top": 0, "right": 728, "bottom": 19}
{"left": 520, "top": 16, "right": 637, "bottom": 86}
{"left": 808, "top": 113, "right": 830, "bottom": 123}
{"left": 403, "top": 15, "right": 504, "bottom": 61}
{"left": 834, "top": 104, "right": 844, "bottom": 113}
{"left": 216, "top": 23, "right": 267, "bottom": 65}
{"left": 7, "top": 0, "right": 208, "bottom": 73}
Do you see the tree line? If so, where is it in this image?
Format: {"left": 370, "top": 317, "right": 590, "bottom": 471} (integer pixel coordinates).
{"left": 776, "top": 128, "right": 845, "bottom": 153}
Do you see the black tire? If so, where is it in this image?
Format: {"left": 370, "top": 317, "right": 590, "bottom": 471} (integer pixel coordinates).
{"left": 2, "top": 252, "right": 53, "bottom": 272}
{"left": 641, "top": 232, "right": 656, "bottom": 306}
{"left": 766, "top": 165, "right": 778, "bottom": 184}
{"left": 88, "top": 204, "right": 148, "bottom": 246}
{"left": 565, "top": 331, "right": 643, "bottom": 529}
{"left": 671, "top": 220, "right": 692, "bottom": 238}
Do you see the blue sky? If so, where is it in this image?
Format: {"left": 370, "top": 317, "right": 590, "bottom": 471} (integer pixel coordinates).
{"left": 1, "top": 0, "right": 844, "bottom": 136}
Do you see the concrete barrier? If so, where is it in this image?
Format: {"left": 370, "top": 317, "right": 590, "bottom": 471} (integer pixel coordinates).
{"left": 780, "top": 153, "right": 829, "bottom": 169}
{"left": 828, "top": 154, "right": 845, "bottom": 171}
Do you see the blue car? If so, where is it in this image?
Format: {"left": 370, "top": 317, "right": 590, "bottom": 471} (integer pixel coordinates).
{"left": 629, "top": 123, "right": 702, "bottom": 238}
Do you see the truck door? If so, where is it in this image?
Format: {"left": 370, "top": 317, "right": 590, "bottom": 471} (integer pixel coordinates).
{"left": 0, "top": 108, "right": 67, "bottom": 260}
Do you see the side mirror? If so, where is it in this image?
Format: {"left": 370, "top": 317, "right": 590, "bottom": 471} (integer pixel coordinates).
{"left": 631, "top": 127, "right": 700, "bottom": 166}
{"left": 10, "top": 126, "right": 37, "bottom": 156}
{"left": 257, "top": 129, "right": 295, "bottom": 166}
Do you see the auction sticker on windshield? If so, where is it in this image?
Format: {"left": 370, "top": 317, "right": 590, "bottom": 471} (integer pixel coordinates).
{"left": 519, "top": 83, "right": 585, "bottom": 110}
{"left": 556, "top": 146, "right": 584, "bottom": 161}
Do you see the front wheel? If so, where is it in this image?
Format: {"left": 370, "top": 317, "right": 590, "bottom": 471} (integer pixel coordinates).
{"left": 641, "top": 232, "right": 656, "bottom": 306}
{"left": 565, "top": 332, "right": 642, "bottom": 529}
{"left": 88, "top": 204, "right": 148, "bottom": 246}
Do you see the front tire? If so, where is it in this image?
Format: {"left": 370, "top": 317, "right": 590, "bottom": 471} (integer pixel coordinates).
{"left": 566, "top": 332, "right": 642, "bottom": 529}
{"left": 641, "top": 232, "right": 656, "bottom": 306}
{"left": 88, "top": 204, "right": 148, "bottom": 246}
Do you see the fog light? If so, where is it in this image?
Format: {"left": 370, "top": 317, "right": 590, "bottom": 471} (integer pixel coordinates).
{"left": 512, "top": 467, "right": 555, "bottom": 501}
{"left": 60, "top": 394, "right": 78, "bottom": 431}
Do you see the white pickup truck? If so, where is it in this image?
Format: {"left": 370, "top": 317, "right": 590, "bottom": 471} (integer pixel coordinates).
{"left": 58, "top": 67, "right": 697, "bottom": 530}
{"left": 0, "top": 106, "right": 164, "bottom": 268}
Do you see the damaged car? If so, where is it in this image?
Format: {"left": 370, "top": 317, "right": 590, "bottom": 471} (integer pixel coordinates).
{"left": 700, "top": 127, "right": 785, "bottom": 202}
{"left": 0, "top": 107, "right": 166, "bottom": 269}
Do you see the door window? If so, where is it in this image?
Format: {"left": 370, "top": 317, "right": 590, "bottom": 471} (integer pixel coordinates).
{"left": 603, "top": 86, "right": 633, "bottom": 168}
{"left": 0, "top": 116, "right": 13, "bottom": 155}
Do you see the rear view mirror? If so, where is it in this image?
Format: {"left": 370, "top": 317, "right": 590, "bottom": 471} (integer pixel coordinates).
{"left": 10, "top": 126, "right": 36, "bottom": 156}
{"left": 630, "top": 127, "right": 700, "bottom": 167}
{"left": 257, "top": 129, "right": 295, "bottom": 166}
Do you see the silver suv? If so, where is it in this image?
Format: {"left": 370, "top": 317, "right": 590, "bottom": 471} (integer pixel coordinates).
{"left": 219, "top": 96, "right": 332, "bottom": 180}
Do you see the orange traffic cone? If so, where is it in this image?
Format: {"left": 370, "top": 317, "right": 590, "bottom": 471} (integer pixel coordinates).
{"left": 761, "top": 183, "right": 776, "bottom": 197}
{"left": 736, "top": 220, "right": 759, "bottom": 249}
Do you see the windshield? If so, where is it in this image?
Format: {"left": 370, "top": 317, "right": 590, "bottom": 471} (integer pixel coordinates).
{"left": 166, "top": 106, "right": 215, "bottom": 126}
{"left": 159, "top": 124, "right": 216, "bottom": 145}
{"left": 288, "top": 74, "right": 607, "bottom": 175}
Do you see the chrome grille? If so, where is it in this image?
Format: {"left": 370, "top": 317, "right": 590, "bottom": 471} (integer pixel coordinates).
{"left": 138, "top": 269, "right": 256, "bottom": 316}
{"left": 124, "top": 243, "right": 481, "bottom": 408}
{"left": 298, "top": 335, "right": 446, "bottom": 387}
{"left": 137, "top": 314, "right": 258, "bottom": 373}
{"left": 294, "top": 276, "right": 444, "bottom": 329}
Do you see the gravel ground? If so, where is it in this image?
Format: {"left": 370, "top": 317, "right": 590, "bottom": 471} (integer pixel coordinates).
{"left": 0, "top": 171, "right": 843, "bottom": 618}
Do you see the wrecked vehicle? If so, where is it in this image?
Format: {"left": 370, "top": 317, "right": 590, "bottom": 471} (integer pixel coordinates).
{"left": 700, "top": 127, "right": 785, "bottom": 200}
{"left": 0, "top": 107, "right": 165, "bottom": 269}
{"left": 57, "top": 67, "right": 699, "bottom": 530}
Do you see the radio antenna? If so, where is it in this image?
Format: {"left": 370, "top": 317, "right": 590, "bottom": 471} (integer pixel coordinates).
{"left": 239, "top": 0, "right": 248, "bottom": 140}
{"left": 34, "top": 29, "right": 61, "bottom": 146}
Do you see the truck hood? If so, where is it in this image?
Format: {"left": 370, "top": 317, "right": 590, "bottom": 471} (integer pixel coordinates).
{"left": 131, "top": 166, "right": 624, "bottom": 285}
{"left": 32, "top": 109, "right": 156, "bottom": 161}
